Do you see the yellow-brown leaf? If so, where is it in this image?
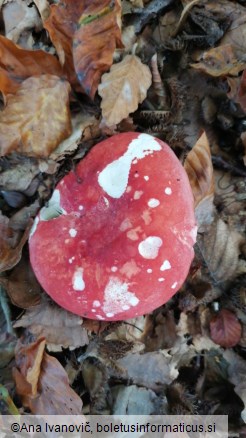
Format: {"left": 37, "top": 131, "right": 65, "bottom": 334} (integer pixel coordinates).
{"left": 0, "top": 75, "right": 71, "bottom": 158}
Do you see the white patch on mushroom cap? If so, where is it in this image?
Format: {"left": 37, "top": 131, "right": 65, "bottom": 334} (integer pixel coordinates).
{"left": 141, "top": 209, "right": 152, "bottom": 225}
{"left": 106, "top": 312, "right": 114, "bottom": 318}
{"left": 158, "top": 278, "right": 165, "bottom": 282}
{"left": 93, "top": 300, "right": 101, "bottom": 307}
{"left": 40, "top": 189, "right": 67, "bottom": 221}
{"left": 119, "top": 218, "right": 132, "bottom": 232}
{"left": 138, "top": 236, "right": 163, "bottom": 259}
{"left": 171, "top": 281, "right": 178, "bottom": 289}
{"left": 148, "top": 198, "right": 160, "bottom": 208}
{"left": 126, "top": 226, "right": 142, "bottom": 241}
{"left": 103, "top": 197, "right": 109, "bottom": 207}
{"left": 102, "top": 277, "right": 139, "bottom": 315}
{"left": 165, "top": 187, "right": 172, "bottom": 195}
{"left": 144, "top": 175, "right": 149, "bottom": 181}
{"left": 98, "top": 134, "right": 161, "bottom": 198}
{"left": 72, "top": 268, "right": 85, "bottom": 291}
{"left": 111, "top": 266, "right": 118, "bottom": 272}
{"left": 69, "top": 228, "right": 77, "bottom": 238}
{"left": 160, "top": 260, "right": 171, "bottom": 271}
{"left": 133, "top": 190, "right": 143, "bottom": 200}
{"left": 78, "top": 205, "right": 84, "bottom": 210}
{"left": 147, "top": 268, "right": 152, "bottom": 273}
{"left": 96, "top": 315, "right": 105, "bottom": 320}
{"left": 120, "top": 259, "right": 141, "bottom": 278}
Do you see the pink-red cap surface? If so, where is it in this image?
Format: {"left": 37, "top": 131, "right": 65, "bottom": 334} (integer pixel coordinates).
{"left": 29, "top": 133, "right": 197, "bottom": 321}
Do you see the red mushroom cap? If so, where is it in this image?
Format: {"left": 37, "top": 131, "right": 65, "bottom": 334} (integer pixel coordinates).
{"left": 29, "top": 133, "right": 197, "bottom": 321}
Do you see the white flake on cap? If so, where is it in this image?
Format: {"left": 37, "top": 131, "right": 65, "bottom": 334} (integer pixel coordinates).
{"left": 148, "top": 198, "right": 160, "bottom": 208}
{"left": 98, "top": 134, "right": 161, "bottom": 198}
{"left": 160, "top": 260, "right": 171, "bottom": 271}
{"left": 171, "top": 281, "right": 178, "bottom": 289}
{"left": 147, "top": 268, "right": 152, "bottom": 273}
{"left": 40, "top": 189, "right": 67, "bottom": 221}
{"left": 93, "top": 300, "right": 101, "bottom": 307}
{"left": 78, "top": 205, "right": 84, "bottom": 210}
{"left": 69, "top": 228, "right": 77, "bottom": 238}
{"left": 144, "top": 176, "right": 149, "bottom": 181}
{"left": 29, "top": 216, "right": 40, "bottom": 238}
{"left": 138, "top": 236, "right": 163, "bottom": 259}
{"left": 111, "top": 266, "right": 118, "bottom": 272}
{"left": 158, "top": 278, "right": 165, "bottom": 282}
{"left": 72, "top": 268, "right": 85, "bottom": 291}
{"left": 165, "top": 187, "right": 172, "bottom": 195}
{"left": 102, "top": 277, "right": 139, "bottom": 316}
{"left": 133, "top": 190, "right": 143, "bottom": 200}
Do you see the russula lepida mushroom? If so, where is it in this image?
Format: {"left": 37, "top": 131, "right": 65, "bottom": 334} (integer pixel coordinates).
{"left": 29, "top": 133, "right": 197, "bottom": 321}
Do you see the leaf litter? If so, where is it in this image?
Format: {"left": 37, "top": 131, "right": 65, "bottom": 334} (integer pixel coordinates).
{"left": 0, "top": 0, "right": 245, "bottom": 427}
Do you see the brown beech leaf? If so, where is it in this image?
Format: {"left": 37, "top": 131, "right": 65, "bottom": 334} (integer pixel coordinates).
{"left": 210, "top": 309, "right": 242, "bottom": 348}
{"left": 184, "top": 132, "right": 215, "bottom": 228}
{"left": 0, "top": 75, "right": 71, "bottom": 158}
{"left": 14, "top": 300, "right": 89, "bottom": 350}
{"left": 191, "top": 44, "right": 246, "bottom": 77}
{"left": 197, "top": 217, "right": 244, "bottom": 282}
{"left": 0, "top": 212, "right": 31, "bottom": 273}
{"left": 0, "top": 36, "right": 63, "bottom": 95}
{"left": 13, "top": 337, "right": 82, "bottom": 414}
{"left": 44, "top": 0, "right": 122, "bottom": 97}
{"left": 0, "top": 254, "right": 41, "bottom": 309}
{"left": 98, "top": 55, "right": 152, "bottom": 126}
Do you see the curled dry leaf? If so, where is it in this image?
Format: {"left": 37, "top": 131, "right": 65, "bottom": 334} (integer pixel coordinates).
{"left": 0, "top": 212, "right": 31, "bottom": 273}
{"left": 210, "top": 309, "right": 242, "bottom": 348}
{"left": 44, "top": 0, "right": 122, "bottom": 97}
{"left": 184, "top": 131, "right": 215, "bottom": 228}
{"left": 14, "top": 300, "right": 89, "bottom": 350}
{"left": 191, "top": 44, "right": 246, "bottom": 77}
{"left": 0, "top": 385, "right": 19, "bottom": 415}
{"left": 197, "top": 217, "right": 244, "bottom": 282}
{"left": 0, "top": 75, "right": 71, "bottom": 158}
{"left": 13, "top": 337, "right": 82, "bottom": 414}
{"left": 33, "top": 0, "right": 50, "bottom": 21}
{"left": 0, "top": 35, "right": 63, "bottom": 95}
{"left": 98, "top": 55, "right": 152, "bottom": 126}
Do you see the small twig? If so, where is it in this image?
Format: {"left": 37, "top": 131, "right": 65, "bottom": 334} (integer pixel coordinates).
{"left": 212, "top": 156, "right": 246, "bottom": 177}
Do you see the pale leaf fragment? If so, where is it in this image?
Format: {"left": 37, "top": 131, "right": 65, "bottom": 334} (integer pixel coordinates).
{"left": 14, "top": 300, "right": 89, "bottom": 351}
{"left": 98, "top": 55, "right": 152, "bottom": 126}
{"left": 184, "top": 132, "right": 215, "bottom": 228}
{"left": 224, "top": 350, "right": 246, "bottom": 422}
{"left": 0, "top": 75, "right": 71, "bottom": 158}
{"left": 197, "top": 217, "right": 244, "bottom": 282}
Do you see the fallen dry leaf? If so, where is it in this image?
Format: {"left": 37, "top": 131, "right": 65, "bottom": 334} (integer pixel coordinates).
{"left": 0, "top": 75, "right": 71, "bottom": 158}
{"left": 0, "top": 212, "right": 31, "bottom": 273}
{"left": 210, "top": 309, "right": 242, "bottom": 348}
{"left": 0, "top": 35, "right": 63, "bottom": 95}
{"left": 98, "top": 55, "right": 152, "bottom": 125}
{"left": 44, "top": 0, "right": 122, "bottom": 97}
{"left": 224, "top": 350, "right": 246, "bottom": 422}
{"left": 184, "top": 132, "right": 214, "bottom": 206}
{"left": 14, "top": 300, "right": 89, "bottom": 351}
{"left": 0, "top": 254, "right": 41, "bottom": 309}
{"left": 13, "top": 337, "right": 82, "bottom": 414}
{"left": 184, "top": 132, "right": 215, "bottom": 228}
{"left": 33, "top": 0, "right": 50, "bottom": 21}
{"left": 191, "top": 44, "right": 246, "bottom": 77}
{"left": 197, "top": 217, "right": 244, "bottom": 282}
{"left": 2, "top": 0, "right": 42, "bottom": 44}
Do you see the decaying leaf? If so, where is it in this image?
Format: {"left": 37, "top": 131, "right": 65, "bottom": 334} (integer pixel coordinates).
{"left": 44, "top": 0, "right": 122, "bottom": 97}
{"left": 0, "top": 287, "right": 16, "bottom": 370}
{"left": 0, "top": 75, "right": 71, "bottom": 158}
{"left": 0, "top": 254, "right": 41, "bottom": 309}
{"left": 0, "top": 35, "right": 63, "bottom": 95}
{"left": 197, "top": 217, "right": 244, "bottom": 282}
{"left": 13, "top": 337, "right": 82, "bottom": 414}
{"left": 2, "top": 0, "right": 42, "bottom": 44}
{"left": 191, "top": 44, "right": 246, "bottom": 77}
{"left": 33, "top": 0, "right": 50, "bottom": 21}
{"left": 224, "top": 350, "right": 246, "bottom": 422}
{"left": 98, "top": 55, "right": 152, "bottom": 125}
{"left": 14, "top": 300, "right": 89, "bottom": 351}
{"left": 184, "top": 132, "right": 215, "bottom": 228}
{"left": 210, "top": 309, "right": 242, "bottom": 348}
{"left": 112, "top": 385, "right": 162, "bottom": 415}
{"left": 0, "top": 212, "right": 31, "bottom": 273}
